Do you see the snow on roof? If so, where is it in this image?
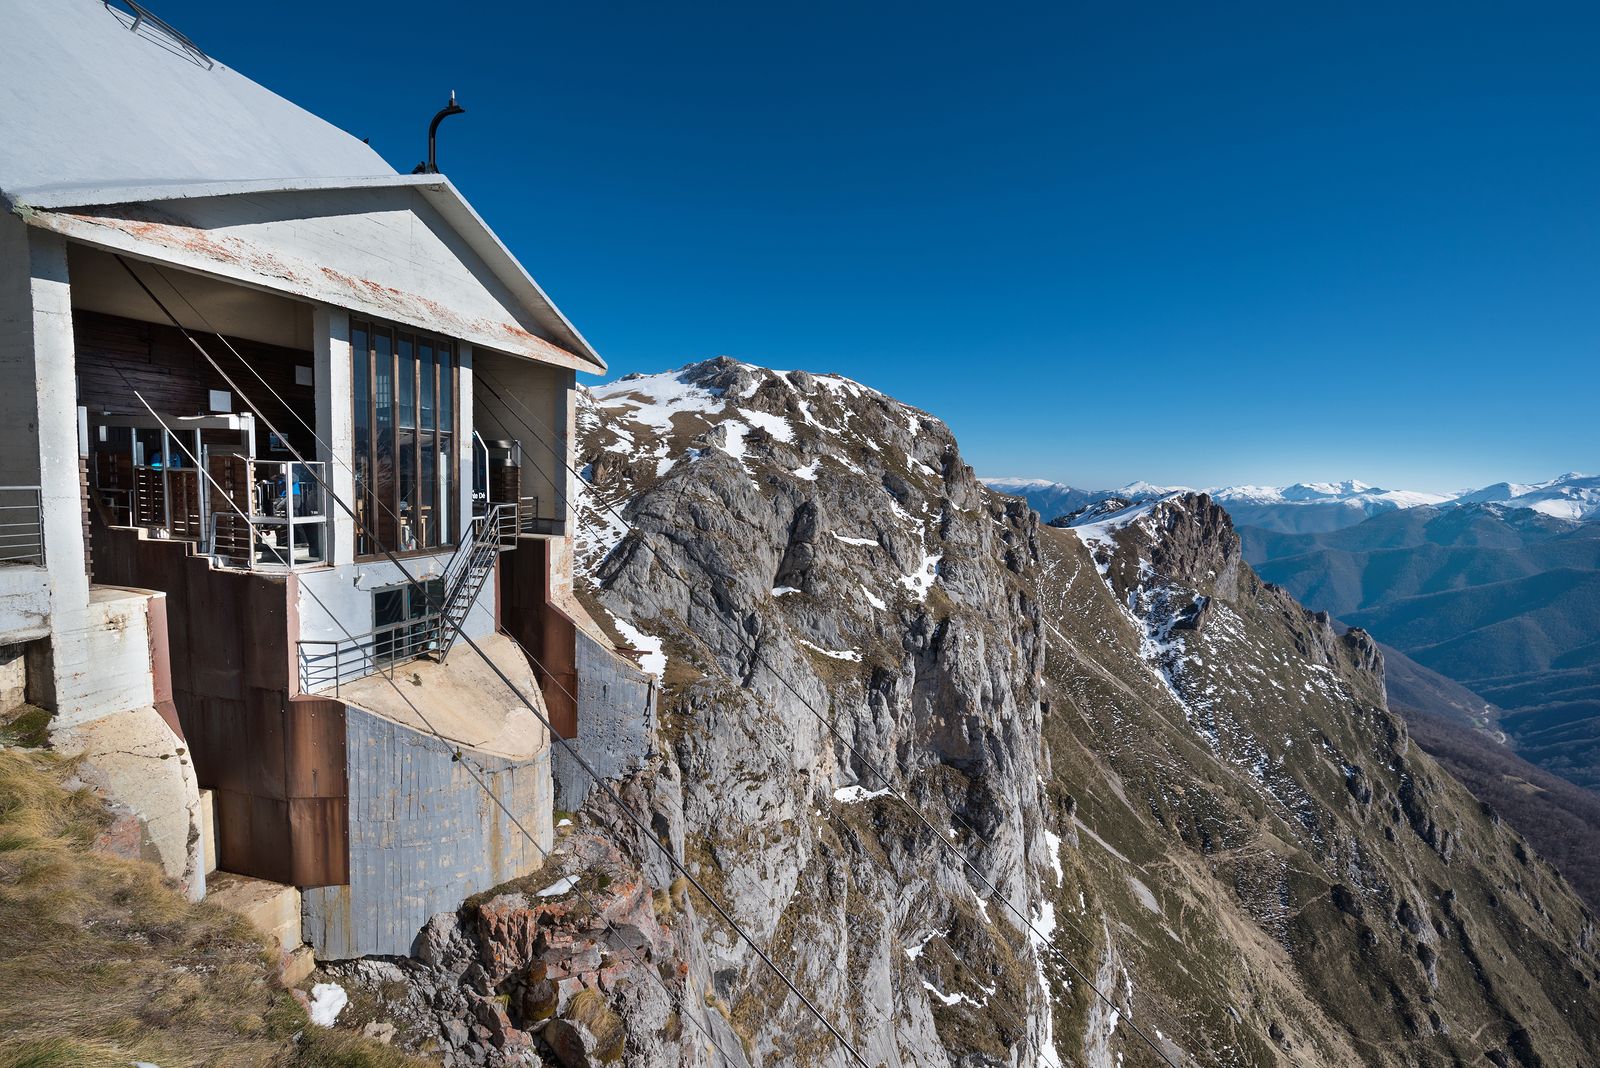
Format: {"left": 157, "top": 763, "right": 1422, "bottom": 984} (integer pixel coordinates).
{"left": 0, "top": 0, "right": 392, "bottom": 202}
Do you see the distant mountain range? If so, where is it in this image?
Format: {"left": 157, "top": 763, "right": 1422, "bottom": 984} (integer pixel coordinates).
{"left": 988, "top": 472, "right": 1600, "bottom": 799}
{"left": 984, "top": 472, "right": 1598, "bottom": 533}
{"left": 1239, "top": 503, "right": 1600, "bottom": 792}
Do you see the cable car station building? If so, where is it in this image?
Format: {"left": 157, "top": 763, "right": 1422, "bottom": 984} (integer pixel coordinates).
{"left": 0, "top": 0, "right": 653, "bottom": 962}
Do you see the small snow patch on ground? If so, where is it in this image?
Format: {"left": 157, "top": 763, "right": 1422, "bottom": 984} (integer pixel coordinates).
{"left": 1044, "top": 829, "right": 1065, "bottom": 887}
{"left": 308, "top": 983, "right": 348, "bottom": 1027}
{"left": 738, "top": 406, "right": 795, "bottom": 443}
{"left": 792, "top": 460, "right": 819, "bottom": 481}
{"left": 610, "top": 613, "right": 667, "bottom": 679}
{"left": 772, "top": 585, "right": 802, "bottom": 597}
{"left": 905, "top": 930, "right": 939, "bottom": 959}
{"left": 861, "top": 585, "right": 887, "bottom": 610}
{"left": 833, "top": 784, "right": 892, "bottom": 803}
{"left": 832, "top": 531, "right": 879, "bottom": 547}
{"left": 801, "top": 638, "right": 863, "bottom": 662}
{"left": 922, "top": 980, "right": 980, "bottom": 1008}
{"left": 717, "top": 420, "right": 750, "bottom": 461}
{"left": 537, "top": 875, "right": 579, "bottom": 898}
{"left": 900, "top": 552, "right": 942, "bottom": 601}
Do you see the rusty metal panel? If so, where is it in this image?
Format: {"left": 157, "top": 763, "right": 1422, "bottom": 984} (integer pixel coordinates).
{"left": 87, "top": 523, "right": 350, "bottom": 890}
{"left": 286, "top": 696, "right": 346, "bottom": 799}
{"left": 498, "top": 537, "right": 579, "bottom": 738}
{"left": 184, "top": 556, "right": 245, "bottom": 703}
{"left": 288, "top": 796, "right": 349, "bottom": 887}
{"left": 214, "top": 788, "right": 293, "bottom": 885}
{"left": 242, "top": 573, "right": 291, "bottom": 692}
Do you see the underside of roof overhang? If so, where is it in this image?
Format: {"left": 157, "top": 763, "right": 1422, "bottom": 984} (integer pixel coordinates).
{"left": 6, "top": 175, "right": 604, "bottom": 373}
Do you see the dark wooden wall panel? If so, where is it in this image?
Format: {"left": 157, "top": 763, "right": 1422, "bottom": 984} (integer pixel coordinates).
{"left": 74, "top": 310, "right": 318, "bottom": 455}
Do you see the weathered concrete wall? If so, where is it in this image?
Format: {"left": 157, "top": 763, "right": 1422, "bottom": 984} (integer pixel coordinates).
{"left": 0, "top": 567, "right": 49, "bottom": 647}
{"left": 46, "top": 586, "right": 157, "bottom": 729}
{"left": 554, "top": 629, "right": 656, "bottom": 812}
{"left": 0, "top": 215, "right": 91, "bottom": 673}
{"left": 302, "top": 704, "right": 552, "bottom": 960}
{"left": 0, "top": 642, "right": 25, "bottom": 711}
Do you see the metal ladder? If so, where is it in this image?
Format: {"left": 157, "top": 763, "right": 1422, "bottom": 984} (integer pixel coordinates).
{"left": 434, "top": 502, "right": 517, "bottom": 658}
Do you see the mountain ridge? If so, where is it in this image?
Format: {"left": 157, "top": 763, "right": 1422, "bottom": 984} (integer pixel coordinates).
{"left": 986, "top": 472, "right": 1598, "bottom": 533}
{"left": 526, "top": 357, "right": 1600, "bottom": 1066}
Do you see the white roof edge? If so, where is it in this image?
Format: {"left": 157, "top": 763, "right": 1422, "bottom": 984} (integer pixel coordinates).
{"left": 8, "top": 173, "right": 605, "bottom": 373}
{"left": 4, "top": 173, "right": 441, "bottom": 210}
{"left": 420, "top": 179, "right": 605, "bottom": 374}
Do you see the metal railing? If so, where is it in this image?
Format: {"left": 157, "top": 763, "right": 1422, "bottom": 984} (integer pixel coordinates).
{"left": 296, "top": 503, "right": 517, "bottom": 692}
{"left": 435, "top": 503, "right": 516, "bottom": 657}
{"left": 0, "top": 487, "right": 44, "bottom": 567}
{"left": 207, "top": 456, "right": 330, "bottom": 570}
{"left": 298, "top": 614, "right": 442, "bottom": 695}
{"left": 515, "top": 494, "right": 563, "bottom": 536}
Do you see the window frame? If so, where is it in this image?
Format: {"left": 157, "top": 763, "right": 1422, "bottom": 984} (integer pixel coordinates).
{"left": 350, "top": 318, "right": 459, "bottom": 559}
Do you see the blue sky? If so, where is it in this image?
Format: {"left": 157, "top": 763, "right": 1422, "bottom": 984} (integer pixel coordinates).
{"left": 150, "top": 1, "right": 1596, "bottom": 492}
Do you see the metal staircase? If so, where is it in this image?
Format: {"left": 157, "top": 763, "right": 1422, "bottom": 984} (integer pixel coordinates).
{"left": 434, "top": 502, "right": 517, "bottom": 658}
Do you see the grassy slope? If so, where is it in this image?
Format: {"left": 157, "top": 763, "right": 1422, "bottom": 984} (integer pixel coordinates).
{"left": 0, "top": 747, "right": 425, "bottom": 1068}
{"left": 1399, "top": 703, "right": 1600, "bottom": 911}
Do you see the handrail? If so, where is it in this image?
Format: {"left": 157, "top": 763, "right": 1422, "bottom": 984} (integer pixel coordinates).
{"left": 0, "top": 486, "right": 44, "bottom": 567}
{"left": 296, "top": 501, "right": 514, "bottom": 691}
{"left": 298, "top": 614, "right": 442, "bottom": 695}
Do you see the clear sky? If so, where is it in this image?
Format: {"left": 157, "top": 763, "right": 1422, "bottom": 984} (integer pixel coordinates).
{"left": 145, "top": 1, "right": 1596, "bottom": 493}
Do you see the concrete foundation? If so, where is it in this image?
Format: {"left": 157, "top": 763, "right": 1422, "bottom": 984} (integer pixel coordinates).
{"left": 0, "top": 641, "right": 26, "bottom": 712}
{"left": 54, "top": 701, "right": 206, "bottom": 900}
{"left": 303, "top": 700, "right": 553, "bottom": 960}
{"left": 208, "top": 870, "right": 312, "bottom": 982}
{"left": 198, "top": 788, "right": 218, "bottom": 876}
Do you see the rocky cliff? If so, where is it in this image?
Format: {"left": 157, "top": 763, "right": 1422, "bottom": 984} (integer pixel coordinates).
{"left": 344, "top": 359, "right": 1600, "bottom": 1067}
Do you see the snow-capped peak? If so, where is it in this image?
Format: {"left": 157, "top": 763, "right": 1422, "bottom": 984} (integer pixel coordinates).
{"left": 1448, "top": 472, "right": 1600, "bottom": 521}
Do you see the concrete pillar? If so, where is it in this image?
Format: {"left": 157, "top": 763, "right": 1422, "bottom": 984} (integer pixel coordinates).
{"left": 2, "top": 217, "right": 203, "bottom": 899}
{"left": 0, "top": 216, "right": 86, "bottom": 610}
{"left": 314, "top": 306, "right": 355, "bottom": 566}
{"left": 457, "top": 342, "right": 476, "bottom": 536}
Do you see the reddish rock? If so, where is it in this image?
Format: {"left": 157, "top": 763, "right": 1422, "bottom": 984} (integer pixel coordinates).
{"left": 92, "top": 807, "right": 144, "bottom": 861}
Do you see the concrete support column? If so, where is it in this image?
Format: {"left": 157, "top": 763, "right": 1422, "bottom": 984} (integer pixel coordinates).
{"left": 457, "top": 342, "right": 476, "bottom": 537}
{"left": 0, "top": 216, "right": 86, "bottom": 609}
{"left": 314, "top": 306, "right": 355, "bottom": 565}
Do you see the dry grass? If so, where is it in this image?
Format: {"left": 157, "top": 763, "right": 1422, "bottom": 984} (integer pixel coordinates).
{"left": 0, "top": 747, "right": 426, "bottom": 1068}
{"left": 564, "top": 987, "right": 625, "bottom": 1063}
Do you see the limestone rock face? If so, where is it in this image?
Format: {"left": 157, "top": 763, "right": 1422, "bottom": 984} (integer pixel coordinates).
{"left": 555, "top": 360, "right": 1600, "bottom": 1067}
{"left": 357, "top": 360, "right": 1600, "bottom": 1068}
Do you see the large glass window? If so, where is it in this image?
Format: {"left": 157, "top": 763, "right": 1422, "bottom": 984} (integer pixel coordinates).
{"left": 351, "top": 320, "right": 458, "bottom": 556}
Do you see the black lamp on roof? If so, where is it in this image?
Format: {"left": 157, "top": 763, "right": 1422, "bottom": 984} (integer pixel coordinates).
{"left": 413, "top": 91, "right": 466, "bottom": 174}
